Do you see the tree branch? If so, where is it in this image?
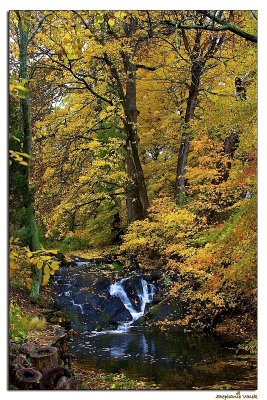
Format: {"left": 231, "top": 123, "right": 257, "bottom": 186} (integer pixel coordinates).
{"left": 198, "top": 10, "right": 257, "bottom": 43}
{"left": 155, "top": 14, "right": 257, "bottom": 44}
{"left": 135, "top": 63, "right": 162, "bottom": 71}
{"left": 28, "top": 13, "right": 50, "bottom": 44}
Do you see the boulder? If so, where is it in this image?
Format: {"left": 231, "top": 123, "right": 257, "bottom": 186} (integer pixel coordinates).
{"left": 100, "top": 295, "right": 132, "bottom": 322}
{"left": 146, "top": 299, "right": 186, "bottom": 323}
{"left": 93, "top": 276, "right": 112, "bottom": 291}
{"left": 121, "top": 275, "right": 143, "bottom": 309}
{"left": 72, "top": 291, "right": 99, "bottom": 305}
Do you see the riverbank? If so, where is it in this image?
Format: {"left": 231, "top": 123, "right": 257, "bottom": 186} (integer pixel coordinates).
{"left": 9, "top": 284, "right": 157, "bottom": 390}
{"left": 9, "top": 250, "right": 257, "bottom": 390}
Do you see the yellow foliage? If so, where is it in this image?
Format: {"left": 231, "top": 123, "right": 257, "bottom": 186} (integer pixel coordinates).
{"left": 9, "top": 237, "right": 60, "bottom": 290}
{"left": 121, "top": 197, "right": 198, "bottom": 258}
{"left": 43, "top": 167, "right": 54, "bottom": 180}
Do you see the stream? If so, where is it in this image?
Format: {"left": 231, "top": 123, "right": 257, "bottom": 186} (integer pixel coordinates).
{"left": 53, "top": 259, "right": 257, "bottom": 390}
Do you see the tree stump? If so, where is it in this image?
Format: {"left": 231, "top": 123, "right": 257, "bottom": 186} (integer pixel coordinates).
{"left": 16, "top": 367, "right": 42, "bottom": 389}
{"left": 26, "top": 325, "right": 70, "bottom": 367}
{"left": 29, "top": 346, "right": 58, "bottom": 374}
{"left": 40, "top": 367, "right": 81, "bottom": 390}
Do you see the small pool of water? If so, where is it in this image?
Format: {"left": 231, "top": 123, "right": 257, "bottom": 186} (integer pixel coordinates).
{"left": 69, "top": 326, "right": 257, "bottom": 390}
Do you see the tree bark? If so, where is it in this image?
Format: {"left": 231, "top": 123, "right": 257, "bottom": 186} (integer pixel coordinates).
{"left": 175, "top": 60, "right": 204, "bottom": 202}
{"left": 111, "top": 209, "right": 123, "bottom": 243}
{"left": 29, "top": 346, "right": 58, "bottom": 374}
{"left": 216, "top": 130, "right": 239, "bottom": 184}
{"left": 105, "top": 52, "right": 149, "bottom": 223}
{"left": 175, "top": 26, "right": 225, "bottom": 204}
{"left": 16, "top": 367, "right": 42, "bottom": 389}
{"left": 40, "top": 367, "right": 80, "bottom": 390}
{"left": 16, "top": 12, "right": 42, "bottom": 301}
{"left": 123, "top": 55, "right": 150, "bottom": 222}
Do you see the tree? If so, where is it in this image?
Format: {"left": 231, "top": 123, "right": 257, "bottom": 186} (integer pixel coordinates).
{"left": 155, "top": 10, "right": 257, "bottom": 43}
{"left": 173, "top": 12, "right": 230, "bottom": 202}
{"left": 30, "top": 11, "right": 154, "bottom": 223}
{"left": 9, "top": 10, "right": 256, "bottom": 251}
{"left": 10, "top": 11, "right": 48, "bottom": 301}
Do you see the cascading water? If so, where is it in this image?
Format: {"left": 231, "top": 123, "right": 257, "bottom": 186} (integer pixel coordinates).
{"left": 53, "top": 260, "right": 156, "bottom": 334}
{"left": 56, "top": 260, "right": 256, "bottom": 390}
{"left": 108, "top": 277, "right": 156, "bottom": 332}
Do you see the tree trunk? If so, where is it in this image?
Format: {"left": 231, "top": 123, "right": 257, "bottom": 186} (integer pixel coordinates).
{"left": 123, "top": 55, "right": 149, "bottom": 222}
{"left": 175, "top": 60, "right": 204, "bottom": 203}
{"left": 215, "top": 130, "right": 239, "bottom": 184}
{"left": 106, "top": 52, "right": 149, "bottom": 223}
{"left": 174, "top": 25, "right": 225, "bottom": 204}
{"left": 40, "top": 367, "right": 80, "bottom": 390}
{"left": 111, "top": 209, "right": 123, "bottom": 244}
{"left": 17, "top": 12, "right": 42, "bottom": 301}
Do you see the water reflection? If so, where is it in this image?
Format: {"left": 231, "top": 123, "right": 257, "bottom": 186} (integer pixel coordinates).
{"left": 69, "top": 327, "right": 256, "bottom": 389}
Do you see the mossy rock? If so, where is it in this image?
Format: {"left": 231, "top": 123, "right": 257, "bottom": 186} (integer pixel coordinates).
{"left": 147, "top": 299, "right": 186, "bottom": 322}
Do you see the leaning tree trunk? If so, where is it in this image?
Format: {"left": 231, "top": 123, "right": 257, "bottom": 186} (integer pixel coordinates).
{"left": 174, "top": 23, "right": 226, "bottom": 204}
{"left": 105, "top": 52, "right": 149, "bottom": 223}
{"left": 123, "top": 55, "right": 150, "bottom": 222}
{"left": 16, "top": 12, "right": 42, "bottom": 301}
{"left": 175, "top": 60, "right": 204, "bottom": 203}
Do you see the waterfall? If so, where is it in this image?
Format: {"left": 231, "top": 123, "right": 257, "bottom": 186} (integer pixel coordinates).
{"left": 53, "top": 262, "right": 156, "bottom": 335}
{"left": 109, "top": 276, "right": 156, "bottom": 332}
{"left": 70, "top": 299, "right": 84, "bottom": 314}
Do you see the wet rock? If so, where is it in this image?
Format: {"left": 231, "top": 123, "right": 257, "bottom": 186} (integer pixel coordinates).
{"left": 146, "top": 299, "right": 186, "bottom": 323}
{"left": 53, "top": 257, "right": 158, "bottom": 332}
{"left": 145, "top": 269, "right": 162, "bottom": 282}
{"left": 100, "top": 295, "right": 132, "bottom": 323}
{"left": 72, "top": 291, "right": 100, "bottom": 305}
{"left": 50, "top": 252, "right": 70, "bottom": 267}
{"left": 73, "top": 273, "right": 95, "bottom": 288}
{"left": 121, "top": 275, "right": 143, "bottom": 309}
{"left": 152, "top": 293, "right": 164, "bottom": 304}
{"left": 94, "top": 276, "right": 112, "bottom": 291}
{"left": 71, "top": 309, "right": 112, "bottom": 332}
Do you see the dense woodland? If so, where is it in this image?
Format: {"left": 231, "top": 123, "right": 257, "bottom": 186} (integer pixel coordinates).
{"left": 9, "top": 10, "right": 257, "bottom": 390}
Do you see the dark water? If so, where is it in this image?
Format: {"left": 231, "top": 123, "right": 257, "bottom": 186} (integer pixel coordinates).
{"left": 69, "top": 326, "right": 257, "bottom": 390}
{"left": 53, "top": 261, "right": 256, "bottom": 389}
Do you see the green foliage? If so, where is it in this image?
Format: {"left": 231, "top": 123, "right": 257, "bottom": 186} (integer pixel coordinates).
{"left": 9, "top": 303, "right": 27, "bottom": 342}
{"left": 9, "top": 303, "right": 47, "bottom": 343}
{"left": 10, "top": 236, "right": 60, "bottom": 288}
{"left": 10, "top": 78, "right": 29, "bottom": 100}
{"left": 9, "top": 150, "right": 30, "bottom": 166}
{"left": 237, "top": 338, "right": 257, "bottom": 355}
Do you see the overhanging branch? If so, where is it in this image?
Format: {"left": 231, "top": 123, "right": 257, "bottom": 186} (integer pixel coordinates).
{"left": 198, "top": 10, "right": 257, "bottom": 43}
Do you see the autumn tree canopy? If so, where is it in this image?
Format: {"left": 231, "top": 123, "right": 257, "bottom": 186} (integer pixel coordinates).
{"left": 9, "top": 10, "right": 257, "bottom": 311}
